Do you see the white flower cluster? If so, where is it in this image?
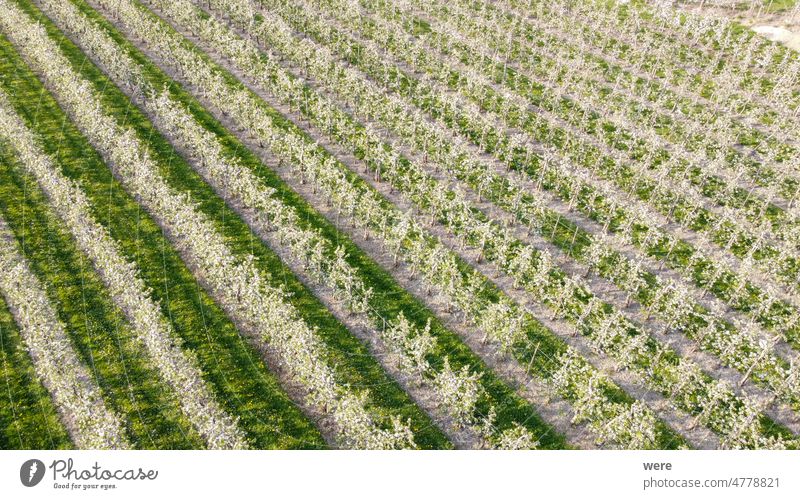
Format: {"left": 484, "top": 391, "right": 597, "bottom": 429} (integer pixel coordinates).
{"left": 433, "top": 358, "right": 484, "bottom": 431}
{"left": 0, "top": 90, "right": 246, "bottom": 449}
{"left": 383, "top": 313, "right": 539, "bottom": 448}
{"left": 0, "top": 0, "right": 413, "bottom": 449}
{"left": 550, "top": 349, "right": 658, "bottom": 449}
{"left": 0, "top": 215, "right": 128, "bottom": 449}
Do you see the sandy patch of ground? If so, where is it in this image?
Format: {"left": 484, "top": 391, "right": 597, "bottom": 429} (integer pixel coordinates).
{"left": 752, "top": 24, "right": 800, "bottom": 49}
